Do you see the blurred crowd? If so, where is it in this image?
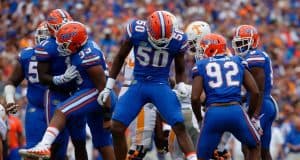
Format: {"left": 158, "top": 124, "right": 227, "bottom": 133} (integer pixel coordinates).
{"left": 0, "top": 0, "right": 299, "bottom": 160}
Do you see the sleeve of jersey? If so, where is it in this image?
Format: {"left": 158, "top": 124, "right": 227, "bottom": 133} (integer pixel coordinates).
{"left": 35, "top": 44, "right": 52, "bottom": 61}
{"left": 192, "top": 62, "right": 203, "bottom": 79}
{"left": 246, "top": 54, "right": 265, "bottom": 68}
{"left": 81, "top": 53, "right": 103, "bottom": 69}
{"left": 178, "top": 34, "right": 189, "bottom": 54}
{"left": 124, "top": 21, "right": 135, "bottom": 41}
{"left": 17, "top": 51, "right": 24, "bottom": 66}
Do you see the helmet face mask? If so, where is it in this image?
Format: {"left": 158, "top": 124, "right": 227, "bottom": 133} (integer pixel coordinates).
{"left": 188, "top": 39, "right": 204, "bottom": 62}
{"left": 35, "top": 22, "right": 50, "bottom": 44}
{"left": 57, "top": 40, "right": 72, "bottom": 56}
{"left": 232, "top": 25, "right": 259, "bottom": 56}
{"left": 232, "top": 37, "right": 253, "bottom": 56}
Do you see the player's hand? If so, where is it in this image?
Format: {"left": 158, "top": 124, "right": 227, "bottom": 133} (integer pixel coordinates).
{"left": 62, "top": 65, "right": 78, "bottom": 82}
{"left": 6, "top": 103, "right": 19, "bottom": 114}
{"left": 251, "top": 117, "right": 263, "bottom": 136}
{"left": 53, "top": 66, "right": 78, "bottom": 85}
{"left": 97, "top": 88, "right": 111, "bottom": 106}
{"left": 176, "top": 82, "right": 188, "bottom": 98}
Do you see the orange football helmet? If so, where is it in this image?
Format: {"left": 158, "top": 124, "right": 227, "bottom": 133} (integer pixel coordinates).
{"left": 47, "top": 9, "right": 73, "bottom": 36}
{"left": 147, "top": 11, "right": 174, "bottom": 49}
{"left": 35, "top": 21, "right": 50, "bottom": 44}
{"left": 232, "top": 25, "right": 259, "bottom": 56}
{"left": 200, "top": 33, "right": 227, "bottom": 58}
{"left": 56, "top": 21, "right": 88, "bottom": 55}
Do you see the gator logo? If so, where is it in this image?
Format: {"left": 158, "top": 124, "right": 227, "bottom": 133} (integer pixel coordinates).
{"left": 60, "top": 32, "right": 77, "bottom": 41}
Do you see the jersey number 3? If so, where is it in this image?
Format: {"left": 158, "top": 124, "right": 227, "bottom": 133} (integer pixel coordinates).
{"left": 206, "top": 61, "right": 239, "bottom": 88}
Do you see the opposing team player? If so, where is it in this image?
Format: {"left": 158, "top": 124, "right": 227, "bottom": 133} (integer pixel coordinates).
{"left": 20, "top": 21, "right": 117, "bottom": 160}
{"left": 192, "top": 33, "right": 261, "bottom": 160}
{"left": 185, "top": 21, "right": 211, "bottom": 61}
{"left": 232, "top": 25, "right": 277, "bottom": 160}
{"left": 98, "top": 10, "right": 197, "bottom": 160}
{"left": 166, "top": 21, "right": 210, "bottom": 160}
{"left": 28, "top": 9, "right": 87, "bottom": 159}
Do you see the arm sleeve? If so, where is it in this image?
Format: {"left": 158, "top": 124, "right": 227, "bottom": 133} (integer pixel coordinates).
{"left": 178, "top": 34, "right": 189, "bottom": 54}
{"left": 35, "top": 42, "right": 54, "bottom": 61}
{"left": 246, "top": 54, "right": 265, "bottom": 68}
{"left": 192, "top": 62, "right": 203, "bottom": 79}
{"left": 81, "top": 52, "right": 103, "bottom": 69}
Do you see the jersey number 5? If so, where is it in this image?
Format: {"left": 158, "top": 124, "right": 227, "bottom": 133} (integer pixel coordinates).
{"left": 28, "top": 61, "right": 39, "bottom": 83}
{"left": 206, "top": 61, "right": 239, "bottom": 88}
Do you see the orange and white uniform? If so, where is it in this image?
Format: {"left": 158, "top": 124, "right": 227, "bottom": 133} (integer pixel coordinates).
{"left": 169, "top": 83, "right": 200, "bottom": 159}
{"left": 119, "top": 50, "right": 157, "bottom": 151}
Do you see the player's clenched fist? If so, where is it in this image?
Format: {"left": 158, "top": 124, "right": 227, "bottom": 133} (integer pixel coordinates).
{"left": 97, "top": 78, "right": 115, "bottom": 105}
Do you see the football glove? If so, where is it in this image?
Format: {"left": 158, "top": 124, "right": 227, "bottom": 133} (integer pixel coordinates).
{"left": 53, "top": 65, "right": 78, "bottom": 85}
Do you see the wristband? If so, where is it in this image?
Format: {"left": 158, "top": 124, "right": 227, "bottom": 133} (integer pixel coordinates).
{"left": 105, "top": 78, "right": 116, "bottom": 90}
{"left": 52, "top": 75, "right": 64, "bottom": 85}
{"left": 4, "top": 85, "right": 16, "bottom": 104}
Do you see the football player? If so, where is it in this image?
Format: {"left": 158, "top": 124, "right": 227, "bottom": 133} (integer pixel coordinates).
{"left": 232, "top": 25, "right": 277, "bottom": 160}
{"left": 191, "top": 33, "right": 261, "bottom": 160}
{"left": 3, "top": 22, "right": 69, "bottom": 159}
{"left": 123, "top": 11, "right": 179, "bottom": 159}
{"left": 20, "top": 21, "right": 117, "bottom": 160}
{"left": 98, "top": 10, "right": 197, "bottom": 160}
{"left": 119, "top": 49, "right": 159, "bottom": 159}
{"left": 166, "top": 21, "right": 211, "bottom": 160}
{"left": 30, "top": 9, "right": 87, "bottom": 159}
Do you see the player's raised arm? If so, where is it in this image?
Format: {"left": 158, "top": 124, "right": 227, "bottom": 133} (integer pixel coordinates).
{"left": 243, "top": 69, "right": 259, "bottom": 118}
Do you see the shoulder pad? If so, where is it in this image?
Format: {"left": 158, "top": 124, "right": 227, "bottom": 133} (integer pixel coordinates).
{"left": 126, "top": 19, "right": 147, "bottom": 40}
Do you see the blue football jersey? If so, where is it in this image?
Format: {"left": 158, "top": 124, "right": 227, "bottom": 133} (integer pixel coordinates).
{"left": 125, "top": 19, "right": 188, "bottom": 83}
{"left": 35, "top": 37, "right": 76, "bottom": 91}
{"left": 243, "top": 49, "right": 273, "bottom": 96}
{"left": 19, "top": 47, "right": 46, "bottom": 107}
{"left": 70, "top": 40, "right": 108, "bottom": 90}
{"left": 193, "top": 55, "right": 246, "bottom": 106}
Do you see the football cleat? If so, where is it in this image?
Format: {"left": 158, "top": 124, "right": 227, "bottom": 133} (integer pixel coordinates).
{"left": 19, "top": 144, "right": 51, "bottom": 159}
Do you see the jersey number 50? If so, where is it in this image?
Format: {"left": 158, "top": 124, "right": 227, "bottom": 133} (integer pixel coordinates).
{"left": 137, "top": 46, "right": 169, "bottom": 67}
{"left": 206, "top": 61, "right": 240, "bottom": 88}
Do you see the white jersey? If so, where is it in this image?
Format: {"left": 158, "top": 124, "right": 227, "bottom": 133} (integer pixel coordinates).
{"left": 123, "top": 49, "right": 135, "bottom": 83}
{"left": 0, "top": 119, "right": 7, "bottom": 140}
